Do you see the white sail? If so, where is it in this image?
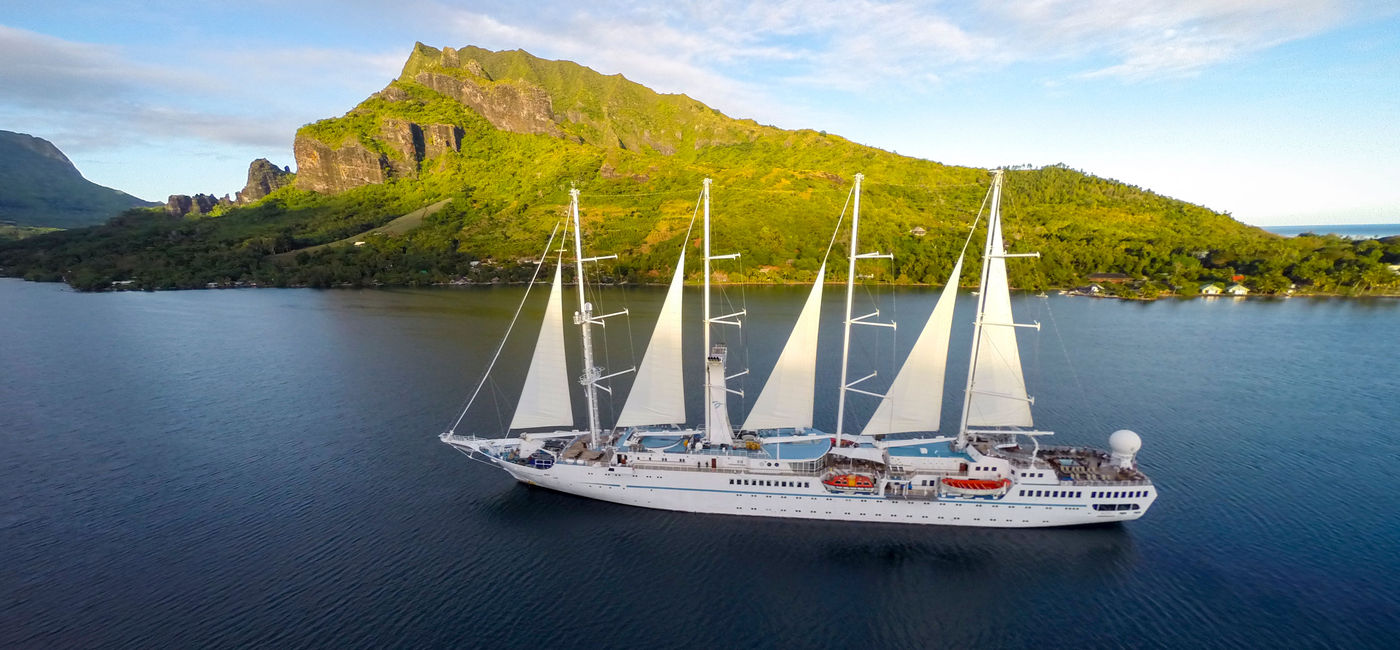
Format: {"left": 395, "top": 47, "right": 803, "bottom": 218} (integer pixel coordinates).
{"left": 616, "top": 252, "right": 687, "bottom": 427}
{"left": 965, "top": 208, "right": 1034, "bottom": 427}
{"left": 862, "top": 255, "right": 964, "bottom": 435}
{"left": 742, "top": 265, "right": 825, "bottom": 431}
{"left": 509, "top": 263, "right": 575, "bottom": 430}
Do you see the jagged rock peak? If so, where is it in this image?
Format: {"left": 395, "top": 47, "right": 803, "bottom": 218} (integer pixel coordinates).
{"left": 290, "top": 43, "right": 766, "bottom": 195}
{"left": 236, "top": 158, "right": 293, "bottom": 204}
{"left": 165, "top": 193, "right": 231, "bottom": 217}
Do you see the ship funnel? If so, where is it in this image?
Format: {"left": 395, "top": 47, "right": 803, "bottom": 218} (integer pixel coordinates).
{"left": 1109, "top": 429, "right": 1142, "bottom": 469}
{"left": 705, "top": 344, "right": 735, "bottom": 447}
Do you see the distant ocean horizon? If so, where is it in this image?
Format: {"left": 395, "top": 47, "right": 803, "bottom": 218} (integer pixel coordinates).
{"left": 1260, "top": 223, "right": 1400, "bottom": 238}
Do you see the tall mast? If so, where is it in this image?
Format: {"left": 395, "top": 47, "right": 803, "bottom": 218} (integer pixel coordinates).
{"left": 835, "top": 173, "right": 863, "bottom": 447}
{"left": 957, "top": 170, "right": 1004, "bottom": 449}
{"left": 570, "top": 188, "right": 602, "bottom": 447}
{"left": 835, "top": 174, "right": 894, "bottom": 447}
{"left": 702, "top": 178, "right": 712, "bottom": 438}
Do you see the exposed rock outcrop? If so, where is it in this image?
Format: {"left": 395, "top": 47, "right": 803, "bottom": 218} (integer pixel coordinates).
{"left": 288, "top": 42, "right": 762, "bottom": 196}
{"left": 165, "top": 193, "right": 231, "bottom": 217}
{"left": 292, "top": 119, "right": 462, "bottom": 194}
{"left": 423, "top": 123, "right": 463, "bottom": 159}
{"left": 413, "top": 72, "right": 561, "bottom": 137}
{"left": 293, "top": 136, "right": 389, "bottom": 194}
{"left": 235, "top": 158, "right": 293, "bottom": 204}
{"left": 294, "top": 119, "right": 463, "bottom": 195}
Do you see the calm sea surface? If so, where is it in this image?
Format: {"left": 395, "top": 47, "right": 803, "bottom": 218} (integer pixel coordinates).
{"left": 3, "top": 278, "right": 1399, "bottom": 648}
{"left": 1262, "top": 222, "right": 1400, "bottom": 238}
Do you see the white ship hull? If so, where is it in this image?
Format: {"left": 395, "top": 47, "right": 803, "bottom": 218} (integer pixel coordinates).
{"left": 472, "top": 448, "right": 1155, "bottom": 529}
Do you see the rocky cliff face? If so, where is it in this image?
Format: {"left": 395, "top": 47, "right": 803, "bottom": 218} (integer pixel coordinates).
{"left": 165, "top": 193, "right": 231, "bottom": 217}
{"left": 412, "top": 71, "right": 561, "bottom": 138}
{"left": 291, "top": 42, "right": 761, "bottom": 196}
{"left": 293, "top": 118, "right": 463, "bottom": 194}
{"left": 236, "top": 158, "right": 293, "bottom": 204}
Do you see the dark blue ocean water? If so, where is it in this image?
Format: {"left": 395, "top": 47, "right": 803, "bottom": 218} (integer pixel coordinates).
{"left": 3, "top": 278, "right": 1399, "bottom": 648}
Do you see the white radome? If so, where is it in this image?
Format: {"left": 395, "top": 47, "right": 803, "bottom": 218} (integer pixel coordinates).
{"left": 1109, "top": 429, "right": 1142, "bottom": 454}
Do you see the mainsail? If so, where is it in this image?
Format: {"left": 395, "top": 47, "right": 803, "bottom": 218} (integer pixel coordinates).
{"left": 862, "top": 255, "right": 964, "bottom": 435}
{"left": 509, "top": 262, "right": 575, "bottom": 429}
{"left": 742, "top": 264, "right": 825, "bottom": 431}
{"left": 616, "top": 253, "right": 687, "bottom": 427}
{"left": 964, "top": 199, "right": 1034, "bottom": 428}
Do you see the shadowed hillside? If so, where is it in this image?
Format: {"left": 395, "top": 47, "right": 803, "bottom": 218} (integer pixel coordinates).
{"left": 0, "top": 131, "right": 157, "bottom": 230}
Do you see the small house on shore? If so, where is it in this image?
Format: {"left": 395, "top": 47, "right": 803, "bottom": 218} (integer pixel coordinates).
{"left": 1227, "top": 283, "right": 1249, "bottom": 296}
{"left": 1200, "top": 283, "right": 1222, "bottom": 295}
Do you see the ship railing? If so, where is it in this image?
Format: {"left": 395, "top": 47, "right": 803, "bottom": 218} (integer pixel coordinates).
{"left": 621, "top": 461, "right": 828, "bottom": 476}
{"left": 1068, "top": 478, "right": 1154, "bottom": 487}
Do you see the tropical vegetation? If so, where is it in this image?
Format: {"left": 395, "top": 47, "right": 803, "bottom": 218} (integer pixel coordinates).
{"left": 2, "top": 44, "right": 1397, "bottom": 296}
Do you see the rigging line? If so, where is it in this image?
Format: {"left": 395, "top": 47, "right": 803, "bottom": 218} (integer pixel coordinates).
{"left": 449, "top": 445, "right": 500, "bottom": 468}
{"left": 821, "top": 183, "right": 856, "bottom": 265}
{"left": 1042, "top": 297, "right": 1105, "bottom": 434}
{"left": 720, "top": 185, "right": 850, "bottom": 196}
{"left": 958, "top": 180, "right": 993, "bottom": 260}
{"left": 446, "top": 222, "right": 563, "bottom": 435}
{"left": 862, "top": 180, "right": 986, "bottom": 191}
{"left": 577, "top": 189, "right": 702, "bottom": 198}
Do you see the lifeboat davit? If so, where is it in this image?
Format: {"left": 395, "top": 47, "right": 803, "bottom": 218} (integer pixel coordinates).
{"left": 822, "top": 473, "right": 876, "bottom": 492}
{"left": 941, "top": 477, "right": 1011, "bottom": 496}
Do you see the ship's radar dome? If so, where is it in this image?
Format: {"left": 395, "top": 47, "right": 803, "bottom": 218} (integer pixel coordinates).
{"left": 1110, "top": 429, "right": 1142, "bottom": 454}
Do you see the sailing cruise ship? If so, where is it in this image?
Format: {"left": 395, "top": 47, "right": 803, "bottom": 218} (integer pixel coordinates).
{"left": 441, "top": 170, "right": 1156, "bottom": 528}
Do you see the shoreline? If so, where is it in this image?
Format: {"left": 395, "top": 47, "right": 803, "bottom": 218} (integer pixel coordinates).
{"left": 5, "top": 275, "right": 1397, "bottom": 299}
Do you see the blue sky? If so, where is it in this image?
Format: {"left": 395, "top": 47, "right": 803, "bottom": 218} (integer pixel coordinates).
{"left": 2, "top": 0, "right": 1396, "bottom": 225}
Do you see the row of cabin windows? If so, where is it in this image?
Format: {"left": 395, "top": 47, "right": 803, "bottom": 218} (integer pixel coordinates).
{"left": 730, "top": 479, "right": 810, "bottom": 488}
{"left": 1093, "top": 490, "right": 1148, "bottom": 499}
{"left": 1092, "top": 503, "right": 1142, "bottom": 511}
{"left": 1019, "top": 489, "right": 1082, "bottom": 498}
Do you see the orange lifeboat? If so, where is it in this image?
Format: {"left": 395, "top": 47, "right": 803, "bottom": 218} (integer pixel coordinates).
{"left": 940, "top": 477, "right": 1011, "bottom": 496}
{"left": 822, "top": 473, "right": 876, "bottom": 491}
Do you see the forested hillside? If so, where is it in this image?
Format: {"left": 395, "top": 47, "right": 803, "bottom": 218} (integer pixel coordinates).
{"left": 2, "top": 44, "right": 1396, "bottom": 295}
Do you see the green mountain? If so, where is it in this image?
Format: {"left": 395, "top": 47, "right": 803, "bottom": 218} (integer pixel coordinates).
{"left": 0, "top": 131, "right": 157, "bottom": 229}
{"left": 1, "top": 44, "right": 1397, "bottom": 294}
